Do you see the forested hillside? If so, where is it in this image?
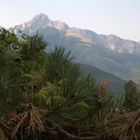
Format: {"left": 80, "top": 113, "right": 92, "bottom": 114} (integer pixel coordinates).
{"left": 80, "top": 64, "right": 125, "bottom": 92}
{"left": 1, "top": 28, "right": 140, "bottom": 140}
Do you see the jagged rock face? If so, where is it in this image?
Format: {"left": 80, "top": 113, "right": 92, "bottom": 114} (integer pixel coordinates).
{"left": 9, "top": 13, "right": 140, "bottom": 83}
{"left": 9, "top": 13, "right": 69, "bottom": 34}
{"left": 9, "top": 13, "right": 140, "bottom": 56}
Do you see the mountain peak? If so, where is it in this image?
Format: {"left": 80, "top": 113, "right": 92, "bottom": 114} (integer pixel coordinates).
{"left": 31, "top": 13, "right": 52, "bottom": 29}
{"left": 35, "top": 13, "right": 48, "bottom": 17}
{"left": 10, "top": 13, "right": 69, "bottom": 32}
{"left": 32, "top": 13, "right": 50, "bottom": 22}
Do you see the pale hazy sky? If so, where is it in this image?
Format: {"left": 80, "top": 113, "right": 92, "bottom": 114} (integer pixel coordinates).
{"left": 0, "top": 0, "right": 140, "bottom": 41}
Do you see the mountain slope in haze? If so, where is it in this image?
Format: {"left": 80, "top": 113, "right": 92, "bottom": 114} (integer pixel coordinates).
{"left": 9, "top": 13, "right": 140, "bottom": 83}
{"left": 80, "top": 64, "right": 125, "bottom": 92}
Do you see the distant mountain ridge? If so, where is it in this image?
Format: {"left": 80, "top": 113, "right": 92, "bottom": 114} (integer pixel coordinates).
{"left": 9, "top": 13, "right": 140, "bottom": 83}
{"left": 9, "top": 13, "right": 140, "bottom": 56}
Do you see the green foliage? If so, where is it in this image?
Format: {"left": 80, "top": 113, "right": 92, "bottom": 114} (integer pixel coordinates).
{"left": 1, "top": 28, "right": 140, "bottom": 140}
{"left": 124, "top": 80, "right": 140, "bottom": 110}
{"left": 74, "top": 101, "right": 89, "bottom": 110}
{"left": 0, "top": 29, "right": 22, "bottom": 114}
{"left": 45, "top": 47, "right": 81, "bottom": 97}
{"left": 45, "top": 47, "right": 72, "bottom": 83}
{"left": 19, "top": 34, "right": 47, "bottom": 73}
{"left": 0, "top": 29, "right": 47, "bottom": 114}
{"left": 35, "top": 84, "right": 64, "bottom": 109}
